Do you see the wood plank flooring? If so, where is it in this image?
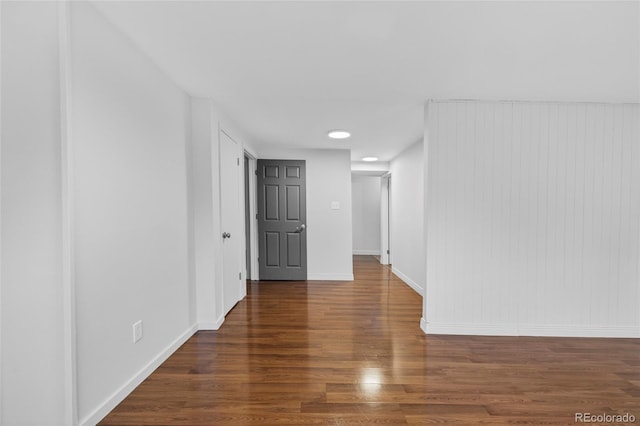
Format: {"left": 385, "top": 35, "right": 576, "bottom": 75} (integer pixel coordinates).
{"left": 100, "top": 256, "right": 640, "bottom": 425}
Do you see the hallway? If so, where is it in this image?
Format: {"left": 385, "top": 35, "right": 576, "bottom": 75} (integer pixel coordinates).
{"left": 100, "top": 256, "right": 639, "bottom": 425}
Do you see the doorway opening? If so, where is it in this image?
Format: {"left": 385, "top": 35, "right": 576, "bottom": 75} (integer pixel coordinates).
{"left": 351, "top": 173, "right": 383, "bottom": 259}
{"left": 380, "top": 173, "right": 391, "bottom": 266}
{"left": 243, "top": 152, "right": 258, "bottom": 281}
{"left": 244, "top": 155, "right": 251, "bottom": 280}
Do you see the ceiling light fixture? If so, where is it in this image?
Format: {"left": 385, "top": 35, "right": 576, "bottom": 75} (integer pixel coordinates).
{"left": 327, "top": 130, "right": 351, "bottom": 139}
{"left": 362, "top": 157, "right": 378, "bottom": 162}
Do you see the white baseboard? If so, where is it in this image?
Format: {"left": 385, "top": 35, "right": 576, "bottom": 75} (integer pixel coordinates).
{"left": 391, "top": 267, "right": 424, "bottom": 296}
{"left": 517, "top": 324, "right": 640, "bottom": 338}
{"left": 353, "top": 250, "right": 381, "bottom": 255}
{"left": 421, "top": 321, "right": 640, "bottom": 338}
{"left": 307, "top": 273, "right": 354, "bottom": 281}
{"left": 422, "top": 322, "right": 519, "bottom": 336}
{"left": 80, "top": 324, "right": 198, "bottom": 426}
{"left": 198, "top": 315, "right": 225, "bottom": 331}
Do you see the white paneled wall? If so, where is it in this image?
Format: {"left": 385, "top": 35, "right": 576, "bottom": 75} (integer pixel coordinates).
{"left": 423, "top": 100, "right": 640, "bottom": 337}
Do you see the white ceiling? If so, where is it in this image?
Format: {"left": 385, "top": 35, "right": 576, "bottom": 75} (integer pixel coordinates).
{"left": 92, "top": 1, "right": 639, "bottom": 161}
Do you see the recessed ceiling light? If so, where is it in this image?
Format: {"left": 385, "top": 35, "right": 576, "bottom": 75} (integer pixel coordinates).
{"left": 362, "top": 157, "right": 378, "bottom": 162}
{"left": 327, "top": 130, "right": 351, "bottom": 139}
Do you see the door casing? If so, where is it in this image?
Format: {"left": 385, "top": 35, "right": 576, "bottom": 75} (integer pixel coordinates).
{"left": 380, "top": 173, "right": 391, "bottom": 265}
{"left": 257, "top": 159, "right": 307, "bottom": 280}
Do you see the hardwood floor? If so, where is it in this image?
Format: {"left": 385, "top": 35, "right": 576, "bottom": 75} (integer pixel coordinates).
{"left": 100, "top": 256, "right": 639, "bottom": 425}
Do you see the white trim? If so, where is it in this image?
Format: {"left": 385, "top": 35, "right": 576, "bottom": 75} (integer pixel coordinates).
{"left": 198, "top": 322, "right": 221, "bottom": 331}
{"left": 391, "top": 267, "right": 424, "bottom": 296}
{"left": 307, "top": 273, "right": 354, "bottom": 281}
{"left": 422, "top": 101, "right": 432, "bottom": 335}
{"left": 59, "top": 3, "right": 78, "bottom": 425}
{"left": 185, "top": 98, "right": 196, "bottom": 331}
{"left": 242, "top": 151, "right": 259, "bottom": 281}
{"left": 517, "top": 325, "right": 640, "bottom": 338}
{"left": 422, "top": 322, "right": 519, "bottom": 336}
{"left": 248, "top": 155, "right": 258, "bottom": 281}
{"left": 379, "top": 174, "right": 390, "bottom": 265}
{"left": 211, "top": 112, "right": 224, "bottom": 326}
{"left": 80, "top": 325, "right": 198, "bottom": 426}
{"left": 216, "top": 125, "right": 225, "bottom": 311}
{"left": 239, "top": 149, "right": 247, "bottom": 293}
{"left": 0, "top": 1, "right": 3, "bottom": 417}
{"left": 198, "top": 315, "right": 225, "bottom": 331}
{"left": 430, "top": 99, "right": 639, "bottom": 106}
{"left": 243, "top": 144, "right": 258, "bottom": 162}
{"left": 353, "top": 250, "right": 380, "bottom": 256}
{"left": 637, "top": 101, "right": 640, "bottom": 337}
{"left": 422, "top": 322, "right": 640, "bottom": 338}
{"left": 420, "top": 318, "right": 427, "bottom": 334}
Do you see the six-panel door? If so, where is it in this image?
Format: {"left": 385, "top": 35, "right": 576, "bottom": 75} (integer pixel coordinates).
{"left": 257, "top": 160, "right": 307, "bottom": 280}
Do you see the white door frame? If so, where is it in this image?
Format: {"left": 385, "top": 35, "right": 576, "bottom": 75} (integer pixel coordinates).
{"left": 242, "top": 150, "right": 259, "bottom": 281}
{"left": 380, "top": 173, "right": 391, "bottom": 265}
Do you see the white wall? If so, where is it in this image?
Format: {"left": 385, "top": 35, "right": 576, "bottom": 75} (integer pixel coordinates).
{"left": 70, "top": 3, "right": 195, "bottom": 423}
{"left": 257, "top": 148, "right": 354, "bottom": 280}
{"left": 423, "top": 100, "right": 640, "bottom": 337}
{"left": 351, "top": 175, "right": 381, "bottom": 255}
{"left": 351, "top": 161, "right": 390, "bottom": 174}
{"left": 1, "top": 3, "right": 67, "bottom": 424}
{"left": 190, "top": 99, "right": 222, "bottom": 329}
{"left": 1, "top": 3, "right": 258, "bottom": 425}
{"left": 389, "top": 141, "right": 425, "bottom": 295}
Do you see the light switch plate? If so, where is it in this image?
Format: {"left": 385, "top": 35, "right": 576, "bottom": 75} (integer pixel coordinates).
{"left": 133, "top": 320, "right": 143, "bottom": 343}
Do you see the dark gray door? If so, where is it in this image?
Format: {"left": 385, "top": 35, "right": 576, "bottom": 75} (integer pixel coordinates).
{"left": 257, "top": 159, "right": 307, "bottom": 280}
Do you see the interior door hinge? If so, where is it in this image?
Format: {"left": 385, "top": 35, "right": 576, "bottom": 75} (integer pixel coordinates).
{"left": 237, "top": 158, "right": 240, "bottom": 166}
{"left": 255, "top": 169, "right": 258, "bottom": 175}
{"left": 387, "top": 249, "right": 390, "bottom": 254}
{"left": 239, "top": 272, "right": 242, "bottom": 280}
{"left": 255, "top": 213, "right": 258, "bottom": 219}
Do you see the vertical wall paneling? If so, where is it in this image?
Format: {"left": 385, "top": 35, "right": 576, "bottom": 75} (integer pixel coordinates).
{"left": 423, "top": 100, "right": 640, "bottom": 337}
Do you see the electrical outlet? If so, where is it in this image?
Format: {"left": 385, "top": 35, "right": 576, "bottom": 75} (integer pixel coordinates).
{"left": 133, "top": 320, "right": 143, "bottom": 343}
{"left": 331, "top": 201, "right": 340, "bottom": 210}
